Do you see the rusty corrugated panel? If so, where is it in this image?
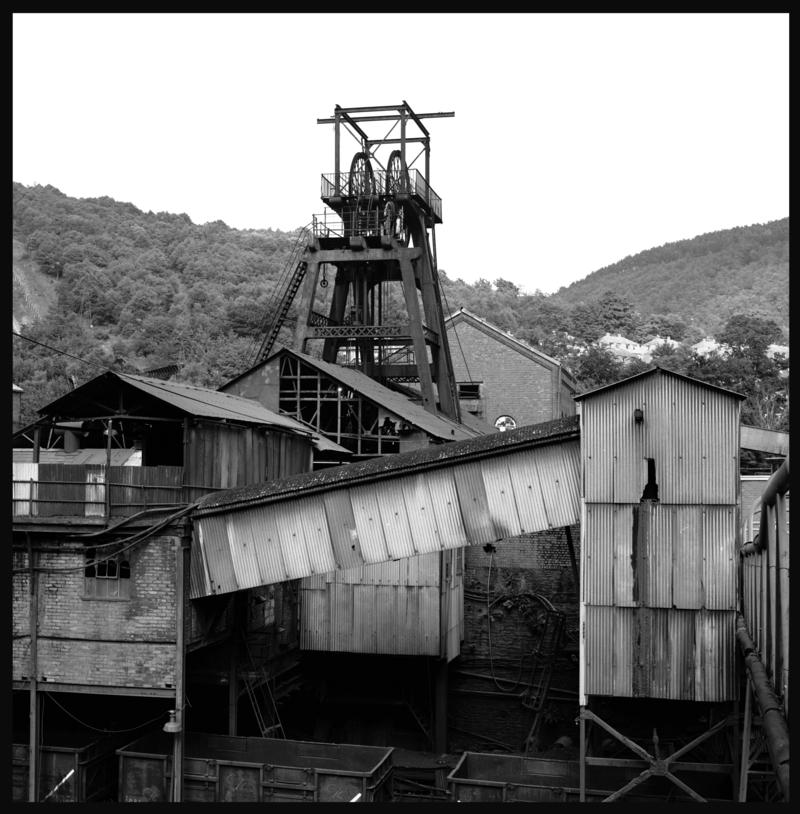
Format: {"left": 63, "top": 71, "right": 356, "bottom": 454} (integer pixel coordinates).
{"left": 611, "top": 505, "right": 635, "bottom": 608}
{"left": 353, "top": 584, "right": 378, "bottom": 652}
{"left": 375, "top": 585, "right": 399, "bottom": 653}
{"left": 649, "top": 609, "right": 670, "bottom": 698}
{"left": 581, "top": 399, "right": 615, "bottom": 503}
{"left": 642, "top": 503, "right": 672, "bottom": 608}
{"left": 584, "top": 605, "right": 615, "bottom": 696}
{"left": 350, "top": 484, "right": 389, "bottom": 564}
{"left": 12, "top": 462, "right": 38, "bottom": 516}
{"left": 295, "top": 495, "right": 337, "bottom": 576}
{"left": 372, "top": 481, "right": 417, "bottom": 559}
{"left": 425, "top": 469, "right": 469, "bottom": 550}
{"left": 299, "top": 581, "right": 327, "bottom": 650}
{"left": 701, "top": 507, "right": 737, "bottom": 611}
{"left": 539, "top": 440, "right": 581, "bottom": 527}
{"left": 480, "top": 457, "right": 523, "bottom": 539}
{"left": 451, "top": 462, "right": 495, "bottom": 544}
{"left": 582, "top": 505, "right": 614, "bottom": 606}
{"left": 696, "top": 610, "right": 736, "bottom": 702}
{"left": 331, "top": 583, "right": 353, "bottom": 652}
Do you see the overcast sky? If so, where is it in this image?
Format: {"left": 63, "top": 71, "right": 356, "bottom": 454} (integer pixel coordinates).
{"left": 13, "top": 12, "right": 788, "bottom": 295}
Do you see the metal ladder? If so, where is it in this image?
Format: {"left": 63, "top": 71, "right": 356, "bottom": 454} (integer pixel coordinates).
{"left": 241, "top": 639, "right": 285, "bottom": 739}
{"left": 251, "top": 224, "right": 313, "bottom": 366}
{"left": 522, "top": 605, "right": 565, "bottom": 754}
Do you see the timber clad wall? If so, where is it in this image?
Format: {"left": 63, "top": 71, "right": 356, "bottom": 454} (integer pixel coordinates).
{"left": 13, "top": 534, "right": 181, "bottom": 689}
{"left": 446, "top": 319, "right": 576, "bottom": 426}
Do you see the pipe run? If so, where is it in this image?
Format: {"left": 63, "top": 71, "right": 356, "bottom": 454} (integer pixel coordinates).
{"left": 735, "top": 613, "right": 789, "bottom": 801}
{"left": 751, "top": 454, "right": 789, "bottom": 554}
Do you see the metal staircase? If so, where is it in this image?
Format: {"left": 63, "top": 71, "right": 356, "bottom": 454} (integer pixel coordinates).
{"left": 240, "top": 638, "right": 285, "bottom": 739}
{"left": 251, "top": 225, "right": 313, "bottom": 366}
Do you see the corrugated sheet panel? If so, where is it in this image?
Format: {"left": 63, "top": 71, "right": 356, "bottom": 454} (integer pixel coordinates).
{"left": 425, "top": 469, "right": 470, "bottom": 550}
{"left": 12, "top": 462, "right": 37, "bottom": 516}
{"left": 480, "top": 457, "right": 523, "bottom": 539}
{"left": 583, "top": 503, "right": 736, "bottom": 611}
{"left": 452, "top": 462, "right": 495, "bottom": 544}
{"left": 197, "top": 514, "right": 238, "bottom": 595}
{"left": 582, "top": 371, "right": 739, "bottom": 504}
{"left": 349, "top": 484, "right": 390, "bottom": 564}
{"left": 373, "top": 481, "right": 417, "bottom": 559}
{"left": 581, "top": 505, "right": 614, "bottom": 606}
{"left": 584, "top": 606, "right": 614, "bottom": 696}
{"left": 12, "top": 448, "right": 139, "bottom": 465}
{"left": 584, "top": 607, "right": 736, "bottom": 701}
{"left": 191, "top": 435, "right": 580, "bottom": 598}
{"left": 701, "top": 506, "right": 737, "bottom": 610}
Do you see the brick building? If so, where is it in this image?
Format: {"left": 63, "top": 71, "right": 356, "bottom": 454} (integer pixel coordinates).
{"left": 445, "top": 307, "right": 577, "bottom": 429}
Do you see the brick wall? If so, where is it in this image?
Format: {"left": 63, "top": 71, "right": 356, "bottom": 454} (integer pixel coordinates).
{"left": 448, "top": 525, "right": 581, "bottom": 751}
{"left": 13, "top": 533, "right": 182, "bottom": 690}
{"left": 447, "top": 322, "right": 563, "bottom": 426}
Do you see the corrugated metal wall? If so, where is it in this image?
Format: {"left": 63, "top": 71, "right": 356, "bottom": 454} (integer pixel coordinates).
{"left": 190, "top": 439, "right": 581, "bottom": 600}
{"left": 582, "top": 374, "right": 739, "bottom": 504}
{"left": 580, "top": 371, "right": 740, "bottom": 702}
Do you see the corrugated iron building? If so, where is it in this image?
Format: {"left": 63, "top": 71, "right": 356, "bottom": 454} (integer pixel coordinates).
{"left": 575, "top": 367, "right": 743, "bottom": 703}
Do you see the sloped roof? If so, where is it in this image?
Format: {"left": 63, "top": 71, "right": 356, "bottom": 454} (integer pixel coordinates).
{"left": 264, "top": 348, "right": 485, "bottom": 442}
{"left": 13, "top": 447, "right": 142, "bottom": 465}
{"left": 36, "top": 371, "right": 348, "bottom": 454}
{"left": 573, "top": 365, "right": 745, "bottom": 401}
{"left": 446, "top": 307, "right": 576, "bottom": 386}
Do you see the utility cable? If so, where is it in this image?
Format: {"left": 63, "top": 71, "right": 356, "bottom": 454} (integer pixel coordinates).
{"left": 486, "top": 552, "right": 527, "bottom": 693}
{"left": 43, "top": 691, "right": 180, "bottom": 735}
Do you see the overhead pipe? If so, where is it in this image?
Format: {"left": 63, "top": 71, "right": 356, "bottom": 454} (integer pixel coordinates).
{"left": 736, "top": 614, "right": 790, "bottom": 801}
{"left": 751, "top": 454, "right": 789, "bottom": 554}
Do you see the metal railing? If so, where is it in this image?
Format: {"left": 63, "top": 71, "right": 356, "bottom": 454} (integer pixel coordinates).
{"left": 320, "top": 169, "right": 442, "bottom": 221}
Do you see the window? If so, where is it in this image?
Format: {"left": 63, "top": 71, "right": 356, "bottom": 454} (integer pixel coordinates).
{"left": 84, "top": 548, "right": 131, "bottom": 599}
{"left": 457, "top": 382, "right": 482, "bottom": 400}
{"left": 494, "top": 415, "right": 517, "bottom": 432}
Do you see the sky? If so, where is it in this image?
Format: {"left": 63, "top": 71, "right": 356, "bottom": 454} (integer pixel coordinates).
{"left": 13, "top": 12, "right": 789, "bottom": 295}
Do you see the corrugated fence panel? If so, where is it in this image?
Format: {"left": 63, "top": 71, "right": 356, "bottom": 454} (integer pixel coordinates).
{"left": 272, "top": 502, "right": 313, "bottom": 579}
{"left": 612, "top": 506, "right": 635, "bottom": 608}
{"left": 649, "top": 610, "right": 670, "bottom": 698}
{"left": 451, "top": 462, "right": 495, "bottom": 544}
{"left": 322, "top": 490, "right": 362, "bottom": 570}
{"left": 375, "top": 585, "right": 398, "bottom": 653}
{"left": 331, "top": 583, "right": 354, "bottom": 652}
{"left": 373, "top": 481, "right": 417, "bottom": 559}
{"left": 299, "top": 582, "right": 327, "bottom": 650}
{"left": 425, "top": 469, "right": 469, "bottom": 550}
{"left": 697, "top": 610, "right": 736, "bottom": 702}
{"left": 295, "top": 495, "right": 337, "bottom": 576}
{"left": 352, "top": 584, "right": 377, "bottom": 653}
{"left": 350, "top": 485, "right": 390, "bottom": 564}
{"left": 480, "top": 457, "right": 523, "bottom": 539}
{"left": 701, "top": 507, "right": 737, "bottom": 610}
{"left": 643, "top": 503, "right": 672, "bottom": 609}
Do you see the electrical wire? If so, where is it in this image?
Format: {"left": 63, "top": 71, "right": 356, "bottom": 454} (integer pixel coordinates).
{"left": 43, "top": 691, "right": 172, "bottom": 735}
{"left": 485, "top": 552, "right": 528, "bottom": 693}
{"left": 12, "top": 330, "right": 111, "bottom": 371}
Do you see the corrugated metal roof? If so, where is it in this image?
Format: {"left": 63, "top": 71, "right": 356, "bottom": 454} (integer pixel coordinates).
{"left": 35, "top": 371, "right": 348, "bottom": 455}
{"left": 574, "top": 365, "right": 745, "bottom": 401}
{"left": 189, "top": 427, "right": 582, "bottom": 598}
{"left": 12, "top": 448, "right": 141, "bottom": 465}
{"left": 269, "top": 348, "right": 483, "bottom": 442}
{"left": 193, "top": 415, "right": 580, "bottom": 517}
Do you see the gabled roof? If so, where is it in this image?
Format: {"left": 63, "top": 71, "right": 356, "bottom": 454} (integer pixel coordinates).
{"left": 573, "top": 365, "right": 745, "bottom": 401}
{"left": 446, "top": 307, "right": 576, "bottom": 386}
{"left": 35, "top": 370, "right": 349, "bottom": 453}
{"left": 264, "top": 348, "right": 485, "bottom": 442}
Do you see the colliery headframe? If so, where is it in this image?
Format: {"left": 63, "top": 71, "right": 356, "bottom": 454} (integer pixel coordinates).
{"left": 11, "top": 103, "right": 789, "bottom": 804}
